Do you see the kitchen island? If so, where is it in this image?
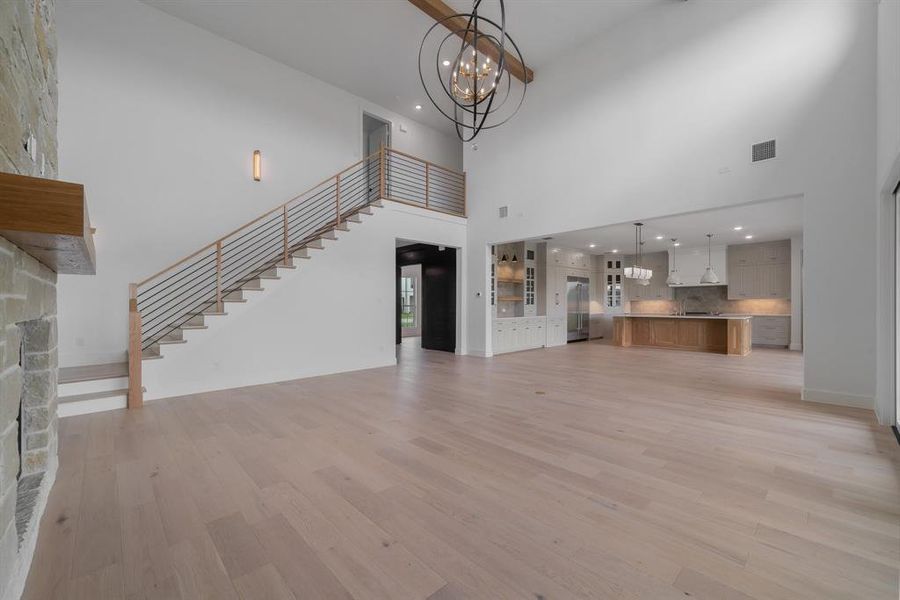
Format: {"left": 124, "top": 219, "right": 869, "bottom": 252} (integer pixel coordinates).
{"left": 613, "top": 314, "right": 752, "bottom": 356}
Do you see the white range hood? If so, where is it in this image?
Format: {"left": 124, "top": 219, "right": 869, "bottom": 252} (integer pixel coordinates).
{"left": 667, "top": 245, "right": 728, "bottom": 287}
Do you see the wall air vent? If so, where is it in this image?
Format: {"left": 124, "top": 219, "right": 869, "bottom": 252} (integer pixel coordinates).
{"left": 498, "top": 206, "right": 508, "bottom": 218}
{"left": 751, "top": 139, "right": 776, "bottom": 162}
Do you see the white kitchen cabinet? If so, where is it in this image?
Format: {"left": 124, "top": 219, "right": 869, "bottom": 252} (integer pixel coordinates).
{"left": 759, "top": 241, "right": 790, "bottom": 264}
{"left": 727, "top": 240, "right": 791, "bottom": 299}
{"left": 493, "top": 317, "right": 548, "bottom": 354}
{"left": 547, "top": 317, "right": 567, "bottom": 347}
{"left": 752, "top": 316, "right": 790, "bottom": 346}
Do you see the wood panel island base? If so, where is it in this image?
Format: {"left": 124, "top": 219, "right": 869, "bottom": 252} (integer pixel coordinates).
{"left": 613, "top": 314, "right": 752, "bottom": 356}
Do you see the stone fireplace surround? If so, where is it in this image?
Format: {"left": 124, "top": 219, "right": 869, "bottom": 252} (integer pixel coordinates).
{"left": 0, "top": 236, "right": 58, "bottom": 600}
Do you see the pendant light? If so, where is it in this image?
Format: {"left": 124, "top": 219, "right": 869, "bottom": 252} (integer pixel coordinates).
{"left": 665, "top": 238, "right": 682, "bottom": 286}
{"left": 624, "top": 223, "right": 653, "bottom": 281}
{"left": 699, "top": 233, "right": 720, "bottom": 284}
{"left": 500, "top": 253, "right": 508, "bottom": 264}
{"left": 511, "top": 253, "right": 518, "bottom": 263}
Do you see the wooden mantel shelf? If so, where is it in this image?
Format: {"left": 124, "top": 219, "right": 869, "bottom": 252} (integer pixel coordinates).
{"left": 0, "top": 171, "right": 96, "bottom": 274}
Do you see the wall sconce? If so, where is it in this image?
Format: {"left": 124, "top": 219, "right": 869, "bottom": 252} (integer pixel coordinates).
{"left": 252, "top": 150, "right": 261, "bottom": 181}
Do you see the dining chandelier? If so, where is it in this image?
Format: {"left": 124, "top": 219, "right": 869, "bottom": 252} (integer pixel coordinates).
{"left": 624, "top": 223, "right": 653, "bottom": 284}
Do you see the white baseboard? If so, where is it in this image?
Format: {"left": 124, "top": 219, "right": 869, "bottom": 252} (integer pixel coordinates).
{"left": 801, "top": 388, "right": 873, "bottom": 410}
{"left": 466, "top": 349, "right": 492, "bottom": 358}
{"left": 789, "top": 342, "right": 802, "bottom": 351}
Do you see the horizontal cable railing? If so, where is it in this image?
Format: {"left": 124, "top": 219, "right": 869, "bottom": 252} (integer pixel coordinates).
{"left": 127, "top": 147, "right": 465, "bottom": 402}
{"left": 384, "top": 148, "right": 466, "bottom": 216}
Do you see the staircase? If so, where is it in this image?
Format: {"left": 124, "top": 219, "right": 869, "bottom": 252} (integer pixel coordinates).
{"left": 124, "top": 147, "right": 465, "bottom": 408}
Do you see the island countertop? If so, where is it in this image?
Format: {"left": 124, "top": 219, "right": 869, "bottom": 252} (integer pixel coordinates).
{"left": 616, "top": 314, "right": 753, "bottom": 320}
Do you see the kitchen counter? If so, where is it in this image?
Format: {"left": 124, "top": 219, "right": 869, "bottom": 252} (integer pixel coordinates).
{"left": 622, "top": 313, "right": 752, "bottom": 320}
{"left": 613, "top": 314, "right": 751, "bottom": 356}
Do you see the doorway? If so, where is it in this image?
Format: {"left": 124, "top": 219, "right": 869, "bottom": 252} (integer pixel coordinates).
{"left": 400, "top": 264, "right": 422, "bottom": 338}
{"left": 396, "top": 242, "right": 457, "bottom": 353}
{"left": 363, "top": 113, "right": 390, "bottom": 200}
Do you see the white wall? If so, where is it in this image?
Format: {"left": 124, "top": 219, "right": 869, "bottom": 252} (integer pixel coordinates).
{"left": 874, "top": 0, "right": 900, "bottom": 423}
{"left": 143, "top": 201, "right": 466, "bottom": 401}
{"left": 54, "top": 0, "right": 461, "bottom": 366}
{"left": 464, "top": 1, "right": 878, "bottom": 409}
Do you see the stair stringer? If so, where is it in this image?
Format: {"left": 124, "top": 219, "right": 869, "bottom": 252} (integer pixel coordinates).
{"left": 141, "top": 200, "right": 467, "bottom": 401}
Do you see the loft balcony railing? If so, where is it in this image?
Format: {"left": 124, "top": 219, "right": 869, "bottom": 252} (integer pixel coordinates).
{"left": 127, "top": 147, "right": 465, "bottom": 407}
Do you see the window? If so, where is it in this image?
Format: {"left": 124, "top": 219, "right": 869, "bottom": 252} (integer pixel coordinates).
{"left": 525, "top": 266, "right": 535, "bottom": 305}
{"left": 606, "top": 261, "right": 623, "bottom": 308}
{"left": 400, "top": 276, "right": 416, "bottom": 328}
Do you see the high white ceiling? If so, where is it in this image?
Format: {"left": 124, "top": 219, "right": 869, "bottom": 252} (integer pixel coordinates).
{"left": 139, "top": 0, "right": 668, "bottom": 135}
{"left": 538, "top": 196, "right": 804, "bottom": 255}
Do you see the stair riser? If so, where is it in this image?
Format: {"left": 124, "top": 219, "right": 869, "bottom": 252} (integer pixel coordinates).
{"left": 58, "top": 376, "right": 130, "bottom": 397}
{"left": 58, "top": 393, "right": 128, "bottom": 418}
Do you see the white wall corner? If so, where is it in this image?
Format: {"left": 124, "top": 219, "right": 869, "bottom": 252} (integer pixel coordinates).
{"left": 801, "top": 388, "right": 875, "bottom": 411}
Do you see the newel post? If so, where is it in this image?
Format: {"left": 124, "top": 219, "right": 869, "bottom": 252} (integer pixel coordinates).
{"left": 128, "top": 283, "right": 143, "bottom": 409}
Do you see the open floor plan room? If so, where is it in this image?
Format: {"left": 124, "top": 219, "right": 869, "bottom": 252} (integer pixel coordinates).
{"left": 1, "top": 0, "right": 899, "bottom": 598}
{"left": 23, "top": 343, "right": 899, "bottom": 599}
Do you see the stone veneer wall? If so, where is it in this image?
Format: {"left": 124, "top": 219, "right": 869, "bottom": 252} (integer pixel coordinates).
{"left": 0, "top": 1, "right": 60, "bottom": 599}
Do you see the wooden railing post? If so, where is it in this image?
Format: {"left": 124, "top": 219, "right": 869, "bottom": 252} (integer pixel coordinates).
{"left": 379, "top": 145, "right": 386, "bottom": 200}
{"left": 282, "top": 205, "right": 289, "bottom": 264}
{"left": 215, "top": 241, "right": 222, "bottom": 312}
{"left": 127, "top": 283, "right": 143, "bottom": 409}
{"left": 335, "top": 174, "right": 341, "bottom": 226}
{"left": 425, "top": 163, "right": 430, "bottom": 209}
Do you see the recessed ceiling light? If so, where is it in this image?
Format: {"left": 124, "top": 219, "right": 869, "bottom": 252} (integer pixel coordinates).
{"left": 733, "top": 226, "right": 743, "bottom": 231}
{"left": 589, "top": 243, "right": 596, "bottom": 248}
{"left": 611, "top": 249, "right": 619, "bottom": 253}
{"left": 442, "top": 60, "right": 451, "bottom": 67}
{"left": 414, "top": 104, "right": 422, "bottom": 110}
{"left": 745, "top": 234, "right": 753, "bottom": 239}
{"left": 655, "top": 235, "right": 664, "bottom": 240}
{"left": 673, "top": 242, "right": 681, "bottom": 247}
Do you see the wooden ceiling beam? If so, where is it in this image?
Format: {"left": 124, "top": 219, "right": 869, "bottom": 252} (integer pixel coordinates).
{"left": 408, "top": 0, "right": 534, "bottom": 84}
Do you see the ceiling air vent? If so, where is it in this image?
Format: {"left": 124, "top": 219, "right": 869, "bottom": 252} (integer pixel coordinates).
{"left": 498, "top": 205, "right": 508, "bottom": 218}
{"left": 751, "top": 139, "right": 776, "bottom": 162}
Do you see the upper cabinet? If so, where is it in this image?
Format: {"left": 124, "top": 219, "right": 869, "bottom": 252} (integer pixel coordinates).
{"left": 549, "top": 247, "right": 591, "bottom": 269}
{"left": 727, "top": 240, "right": 790, "bottom": 299}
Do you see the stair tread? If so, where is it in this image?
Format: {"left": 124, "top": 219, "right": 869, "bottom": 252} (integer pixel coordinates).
{"left": 158, "top": 338, "right": 187, "bottom": 345}
{"left": 59, "top": 362, "right": 128, "bottom": 384}
{"left": 180, "top": 325, "right": 207, "bottom": 330}
{"left": 59, "top": 387, "right": 130, "bottom": 404}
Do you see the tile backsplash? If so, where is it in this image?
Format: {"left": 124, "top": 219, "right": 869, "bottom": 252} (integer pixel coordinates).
{"left": 631, "top": 286, "right": 791, "bottom": 315}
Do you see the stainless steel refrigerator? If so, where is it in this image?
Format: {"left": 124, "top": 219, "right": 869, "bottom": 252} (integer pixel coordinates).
{"left": 566, "top": 276, "right": 590, "bottom": 342}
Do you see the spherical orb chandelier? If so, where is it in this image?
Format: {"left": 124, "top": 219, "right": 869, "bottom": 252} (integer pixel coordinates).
{"left": 418, "top": 0, "right": 527, "bottom": 142}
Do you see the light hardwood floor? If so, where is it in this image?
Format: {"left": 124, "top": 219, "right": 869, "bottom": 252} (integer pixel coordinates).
{"left": 23, "top": 341, "right": 900, "bottom": 599}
